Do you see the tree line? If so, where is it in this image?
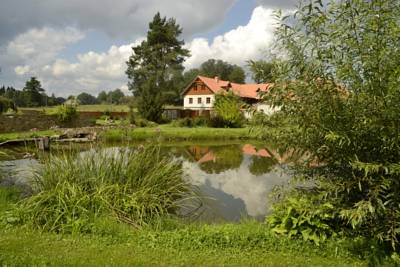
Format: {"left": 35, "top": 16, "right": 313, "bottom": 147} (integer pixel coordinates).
{"left": 0, "top": 78, "right": 130, "bottom": 108}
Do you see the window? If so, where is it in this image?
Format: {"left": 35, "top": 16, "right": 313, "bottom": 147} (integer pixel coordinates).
{"left": 206, "top": 97, "right": 211, "bottom": 104}
{"left": 193, "top": 85, "right": 198, "bottom": 91}
{"left": 189, "top": 98, "right": 193, "bottom": 104}
{"left": 201, "top": 84, "right": 206, "bottom": 90}
{"left": 198, "top": 97, "right": 202, "bottom": 104}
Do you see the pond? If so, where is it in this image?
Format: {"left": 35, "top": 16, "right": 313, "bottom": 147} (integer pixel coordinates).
{"left": 0, "top": 141, "right": 292, "bottom": 222}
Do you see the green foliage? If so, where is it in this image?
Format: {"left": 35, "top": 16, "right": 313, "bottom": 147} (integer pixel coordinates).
{"left": 22, "top": 77, "right": 46, "bottom": 107}
{"left": 200, "top": 59, "right": 246, "bottom": 84}
{"left": 170, "top": 117, "right": 209, "bottom": 128}
{"left": 12, "top": 146, "right": 196, "bottom": 233}
{"left": 248, "top": 59, "right": 278, "bottom": 83}
{"left": 268, "top": 0, "right": 400, "bottom": 252}
{"left": 55, "top": 104, "right": 78, "bottom": 123}
{"left": 249, "top": 111, "right": 270, "bottom": 127}
{"left": 268, "top": 190, "right": 340, "bottom": 245}
{"left": 126, "top": 12, "right": 190, "bottom": 122}
{"left": 77, "top": 92, "right": 98, "bottom": 105}
{"left": 0, "top": 96, "right": 16, "bottom": 114}
{"left": 213, "top": 92, "right": 245, "bottom": 128}
{"left": 199, "top": 145, "right": 243, "bottom": 174}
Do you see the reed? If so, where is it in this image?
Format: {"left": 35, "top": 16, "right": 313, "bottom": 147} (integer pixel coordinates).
{"left": 18, "top": 146, "right": 198, "bottom": 233}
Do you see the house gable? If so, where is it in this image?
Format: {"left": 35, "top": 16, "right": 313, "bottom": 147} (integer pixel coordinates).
{"left": 185, "top": 78, "right": 214, "bottom": 96}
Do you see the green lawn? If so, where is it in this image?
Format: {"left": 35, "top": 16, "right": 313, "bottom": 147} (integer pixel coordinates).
{"left": 0, "top": 225, "right": 368, "bottom": 267}
{"left": 0, "top": 130, "right": 58, "bottom": 143}
{"left": 20, "top": 104, "right": 131, "bottom": 113}
{"left": 100, "top": 126, "right": 258, "bottom": 142}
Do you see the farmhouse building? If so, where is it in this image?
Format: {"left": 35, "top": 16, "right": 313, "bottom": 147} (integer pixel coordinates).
{"left": 181, "top": 76, "right": 275, "bottom": 115}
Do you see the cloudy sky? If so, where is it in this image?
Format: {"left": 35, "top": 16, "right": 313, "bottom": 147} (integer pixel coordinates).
{"left": 0, "top": 0, "right": 297, "bottom": 97}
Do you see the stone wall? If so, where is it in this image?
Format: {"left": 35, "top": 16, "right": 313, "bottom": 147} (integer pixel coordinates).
{"left": 0, "top": 110, "right": 128, "bottom": 133}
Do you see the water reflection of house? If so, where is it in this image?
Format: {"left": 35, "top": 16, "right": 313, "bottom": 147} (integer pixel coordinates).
{"left": 242, "top": 144, "right": 271, "bottom": 158}
{"left": 184, "top": 146, "right": 214, "bottom": 162}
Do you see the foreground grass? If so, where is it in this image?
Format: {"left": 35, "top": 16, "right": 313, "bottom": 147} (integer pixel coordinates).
{"left": 100, "top": 126, "right": 258, "bottom": 142}
{"left": 0, "top": 130, "right": 58, "bottom": 143}
{"left": 0, "top": 224, "right": 368, "bottom": 267}
{"left": 0, "top": 184, "right": 390, "bottom": 266}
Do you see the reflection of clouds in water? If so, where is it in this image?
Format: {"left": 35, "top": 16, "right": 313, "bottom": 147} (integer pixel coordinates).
{"left": 183, "top": 156, "right": 290, "bottom": 217}
{"left": 0, "top": 158, "right": 39, "bottom": 185}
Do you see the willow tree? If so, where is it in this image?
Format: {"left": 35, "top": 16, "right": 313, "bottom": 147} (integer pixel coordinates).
{"left": 126, "top": 13, "right": 189, "bottom": 122}
{"left": 268, "top": 0, "right": 400, "bottom": 252}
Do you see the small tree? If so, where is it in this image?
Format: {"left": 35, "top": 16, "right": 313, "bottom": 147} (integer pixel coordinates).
{"left": 77, "top": 92, "right": 98, "bottom": 105}
{"left": 213, "top": 92, "right": 245, "bottom": 128}
{"left": 0, "top": 96, "right": 16, "bottom": 114}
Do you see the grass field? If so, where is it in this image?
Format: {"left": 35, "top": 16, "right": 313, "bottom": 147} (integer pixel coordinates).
{"left": 0, "top": 227, "right": 368, "bottom": 267}
{"left": 100, "top": 126, "right": 258, "bottom": 142}
{"left": 0, "top": 130, "right": 58, "bottom": 143}
{"left": 19, "top": 104, "right": 131, "bottom": 113}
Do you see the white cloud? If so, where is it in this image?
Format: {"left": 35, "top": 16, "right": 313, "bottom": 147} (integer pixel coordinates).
{"left": 0, "top": 6, "right": 278, "bottom": 97}
{"left": 14, "top": 65, "right": 30, "bottom": 76}
{"left": 184, "top": 7, "right": 277, "bottom": 69}
{"left": 183, "top": 160, "right": 290, "bottom": 217}
{"left": 7, "top": 27, "right": 84, "bottom": 67}
{"left": 256, "top": 0, "right": 297, "bottom": 8}
{"left": 0, "top": 0, "right": 235, "bottom": 43}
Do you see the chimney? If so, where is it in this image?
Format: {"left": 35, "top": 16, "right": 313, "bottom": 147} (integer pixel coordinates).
{"left": 214, "top": 76, "right": 219, "bottom": 83}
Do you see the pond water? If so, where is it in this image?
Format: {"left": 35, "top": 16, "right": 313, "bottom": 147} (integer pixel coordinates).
{"left": 0, "top": 141, "right": 292, "bottom": 222}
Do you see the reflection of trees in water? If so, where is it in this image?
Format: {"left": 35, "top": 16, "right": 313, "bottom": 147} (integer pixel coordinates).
{"left": 248, "top": 156, "right": 278, "bottom": 176}
{"left": 199, "top": 145, "right": 243, "bottom": 174}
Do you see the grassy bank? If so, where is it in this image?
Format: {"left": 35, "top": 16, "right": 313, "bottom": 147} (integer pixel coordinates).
{"left": 0, "top": 130, "right": 58, "bottom": 143}
{"left": 100, "top": 126, "right": 258, "bottom": 142}
{"left": 0, "top": 127, "right": 256, "bottom": 144}
{"left": 19, "top": 104, "right": 130, "bottom": 113}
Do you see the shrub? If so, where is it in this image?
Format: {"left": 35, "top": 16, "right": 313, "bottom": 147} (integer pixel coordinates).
{"left": 14, "top": 146, "right": 197, "bottom": 233}
{"left": 56, "top": 104, "right": 78, "bottom": 123}
{"left": 0, "top": 96, "right": 17, "bottom": 114}
{"left": 213, "top": 92, "right": 245, "bottom": 128}
{"left": 268, "top": 0, "right": 400, "bottom": 252}
{"left": 249, "top": 112, "right": 270, "bottom": 127}
{"left": 170, "top": 116, "right": 209, "bottom": 128}
{"left": 268, "top": 189, "right": 341, "bottom": 245}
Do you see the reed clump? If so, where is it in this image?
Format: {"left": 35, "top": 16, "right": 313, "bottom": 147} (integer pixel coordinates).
{"left": 16, "top": 146, "right": 196, "bottom": 233}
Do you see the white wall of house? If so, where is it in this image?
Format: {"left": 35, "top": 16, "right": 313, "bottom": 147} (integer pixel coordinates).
{"left": 183, "top": 94, "right": 215, "bottom": 110}
{"left": 255, "top": 103, "right": 280, "bottom": 115}
{"left": 243, "top": 104, "right": 281, "bottom": 119}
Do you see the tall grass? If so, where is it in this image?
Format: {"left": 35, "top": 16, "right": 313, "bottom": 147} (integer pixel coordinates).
{"left": 17, "top": 146, "right": 198, "bottom": 233}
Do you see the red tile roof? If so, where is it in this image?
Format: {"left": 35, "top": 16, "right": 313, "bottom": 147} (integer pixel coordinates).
{"left": 182, "top": 75, "right": 272, "bottom": 100}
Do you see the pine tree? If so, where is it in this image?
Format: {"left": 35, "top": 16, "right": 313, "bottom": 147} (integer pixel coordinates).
{"left": 23, "top": 77, "right": 45, "bottom": 107}
{"left": 126, "top": 12, "right": 189, "bottom": 122}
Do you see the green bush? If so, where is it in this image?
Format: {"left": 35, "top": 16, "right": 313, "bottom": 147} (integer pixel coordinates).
{"left": 213, "top": 93, "right": 245, "bottom": 128}
{"left": 268, "top": 0, "right": 400, "bottom": 252}
{"left": 13, "top": 146, "right": 197, "bottom": 233}
{"left": 249, "top": 112, "right": 270, "bottom": 127}
{"left": 170, "top": 117, "right": 209, "bottom": 128}
{"left": 56, "top": 104, "right": 78, "bottom": 123}
{"left": 268, "top": 190, "right": 341, "bottom": 245}
{"left": 0, "top": 96, "right": 17, "bottom": 114}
